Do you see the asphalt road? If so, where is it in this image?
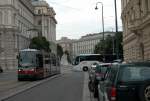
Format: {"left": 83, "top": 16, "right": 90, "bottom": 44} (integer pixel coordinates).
{"left": 4, "top": 71, "right": 84, "bottom": 101}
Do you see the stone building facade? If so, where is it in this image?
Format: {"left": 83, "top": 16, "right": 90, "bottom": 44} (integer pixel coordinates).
{"left": 72, "top": 32, "right": 115, "bottom": 59}
{"left": 121, "top": 0, "right": 150, "bottom": 62}
{"left": 57, "top": 32, "right": 115, "bottom": 60}
{"left": 32, "top": 0, "right": 57, "bottom": 42}
{"left": 57, "top": 37, "right": 72, "bottom": 54}
{"left": 57, "top": 37, "right": 73, "bottom": 60}
{"left": 0, "top": 0, "right": 57, "bottom": 70}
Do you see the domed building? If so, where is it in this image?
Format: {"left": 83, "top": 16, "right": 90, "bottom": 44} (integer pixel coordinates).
{"left": 0, "top": 0, "right": 57, "bottom": 70}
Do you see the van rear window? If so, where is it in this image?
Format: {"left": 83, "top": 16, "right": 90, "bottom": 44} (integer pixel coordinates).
{"left": 120, "top": 67, "right": 150, "bottom": 82}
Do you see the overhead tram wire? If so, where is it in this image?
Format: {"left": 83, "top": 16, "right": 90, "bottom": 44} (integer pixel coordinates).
{"left": 48, "top": 1, "right": 81, "bottom": 11}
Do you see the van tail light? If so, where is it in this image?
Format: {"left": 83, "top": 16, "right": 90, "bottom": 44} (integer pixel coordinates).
{"left": 110, "top": 86, "right": 116, "bottom": 101}
{"left": 96, "top": 73, "right": 100, "bottom": 76}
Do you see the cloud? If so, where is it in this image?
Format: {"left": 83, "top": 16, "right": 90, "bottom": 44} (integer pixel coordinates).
{"left": 46, "top": 0, "right": 122, "bottom": 40}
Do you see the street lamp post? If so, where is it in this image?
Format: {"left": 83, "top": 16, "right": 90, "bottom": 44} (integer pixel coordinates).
{"left": 95, "top": 2, "right": 105, "bottom": 61}
{"left": 95, "top": 2, "right": 104, "bottom": 41}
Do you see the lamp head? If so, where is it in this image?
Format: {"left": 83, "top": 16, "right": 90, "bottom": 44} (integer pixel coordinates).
{"left": 95, "top": 6, "right": 98, "bottom": 10}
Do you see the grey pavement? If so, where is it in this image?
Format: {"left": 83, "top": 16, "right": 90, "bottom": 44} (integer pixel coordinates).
{"left": 4, "top": 72, "right": 84, "bottom": 101}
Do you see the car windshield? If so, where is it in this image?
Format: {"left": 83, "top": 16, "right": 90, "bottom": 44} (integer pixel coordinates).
{"left": 120, "top": 66, "right": 150, "bottom": 82}
{"left": 93, "top": 63, "right": 98, "bottom": 65}
{"left": 96, "top": 64, "right": 109, "bottom": 73}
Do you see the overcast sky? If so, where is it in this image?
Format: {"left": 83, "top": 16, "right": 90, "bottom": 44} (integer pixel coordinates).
{"left": 46, "top": 0, "right": 122, "bottom": 40}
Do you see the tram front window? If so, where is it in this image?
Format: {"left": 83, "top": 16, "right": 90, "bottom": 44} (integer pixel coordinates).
{"left": 19, "top": 52, "right": 36, "bottom": 67}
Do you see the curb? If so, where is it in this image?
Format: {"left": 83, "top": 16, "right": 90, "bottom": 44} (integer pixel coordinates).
{"left": 0, "top": 74, "right": 62, "bottom": 101}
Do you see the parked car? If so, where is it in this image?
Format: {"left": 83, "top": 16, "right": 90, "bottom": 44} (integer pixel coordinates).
{"left": 88, "top": 63, "right": 112, "bottom": 98}
{"left": 0, "top": 66, "right": 3, "bottom": 73}
{"left": 113, "top": 59, "right": 122, "bottom": 64}
{"left": 88, "top": 62, "right": 99, "bottom": 92}
{"left": 98, "top": 62, "right": 150, "bottom": 101}
{"left": 88, "top": 62, "right": 99, "bottom": 80}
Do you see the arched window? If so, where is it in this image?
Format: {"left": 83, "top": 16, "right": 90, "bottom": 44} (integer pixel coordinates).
{"left": 38, "top": 20, "right": 42, "bottom": 25}
{"left": 38, "top": 10, "right": 41, "bottom": 14}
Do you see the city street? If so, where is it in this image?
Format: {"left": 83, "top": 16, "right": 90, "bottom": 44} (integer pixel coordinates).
{"left": 0, "top": 65, "right": 96, "bottom": 101}
{"left": 2, "top": 68, "right": 84, "bottom": 101}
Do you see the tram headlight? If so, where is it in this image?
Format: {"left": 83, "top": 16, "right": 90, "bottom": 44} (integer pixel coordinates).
{"left": 18, "top": 69, "right": 22, "bottom": 72}
{"left": 30, "top": 68, "right": 35, "bottom": 72}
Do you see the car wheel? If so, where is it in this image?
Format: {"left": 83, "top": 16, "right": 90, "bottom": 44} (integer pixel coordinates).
{"left": 97, "top": 93, "right": 100, "bottom": 101}
{"left": 139, "top": 81, "right": 150, "bottom": 101}
{"left": 93, "top": 85, "right": 98, "bottom": 98}
{"left": 88, "top": 81, "right": 94, "bottom": 92}
{"left": 83, "top": 66, "right": 88, "bottom": 71}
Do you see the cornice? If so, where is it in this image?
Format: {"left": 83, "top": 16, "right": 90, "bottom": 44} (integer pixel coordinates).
{"left": 0, "top": 5, "right": 18, "bottom": 11}
{"left": 19, "top": 0, "right": 34, "bottom": 14}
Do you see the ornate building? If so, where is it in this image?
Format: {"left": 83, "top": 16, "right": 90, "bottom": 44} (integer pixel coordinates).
{"left": 0, "top": 0, "right": 57, "bottom": 70}
{"left": 72, "top": 32, "right": 115, "bottom": 59}
{"left": 57, "top": 32, "right": 115, "bottom": 60}
{"left": 32, "top": 0, "right": 57, "bottom": 42}
{"left": 121, "top": 0, "right": 150, "bottom": 62}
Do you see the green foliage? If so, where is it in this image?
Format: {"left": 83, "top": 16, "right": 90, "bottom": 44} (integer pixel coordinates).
{"left": 64, "top": 50, "right": 71, "bottom": 63}
{"left": 94, "top": 35, "right": 113, "bottom": 55}
{"left": 116, "top": 32, "right": 123, "bottom": 57}
{"left": 94, "top": 32, "right": 123, "bottom": 58}
{"left": 57, "top": 44, "right": 63, "bottom": 59}
{"left": 29, "top": 36, "right": 51, "bottom": 52}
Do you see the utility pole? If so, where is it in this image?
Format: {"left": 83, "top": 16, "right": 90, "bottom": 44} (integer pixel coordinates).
{"left": 114, "top": 0, "right": 119, "bottom": 59}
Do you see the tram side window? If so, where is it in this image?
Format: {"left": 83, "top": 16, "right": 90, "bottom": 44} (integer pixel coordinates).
{"left": 57, "top": 59, "right": 60, "bottom": 66}
{"left": 52, "top": 59, "right": 56, "bottom": 66}
{"left": 36, "top": 54, "right": 43, "bottom": 68}
{"left": 45, "top": 59, "right": 50, "bottom": 64}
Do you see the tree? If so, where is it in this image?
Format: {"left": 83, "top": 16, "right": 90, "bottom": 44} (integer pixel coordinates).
{"left": 94, "top": 36, "right": 113, "bottom": 55}
{"left": 29, "top": 36, "right": 51, "bottom": 52}
{"left": 94, "top": 32, "right": 123, "bottom": 59}
{"left": 64, "top": 50, "right": 71, "bottom": 63}
{"left": 94, "top": 40, "right": 105, "bottom": 54}
{"left": 115, "top": 32, "right": 123, "bottom": 59}
{"left": 104, "top": 35, "right": 113, "bottom": 55}
{"left": 57, "top": 44, "right": 63, "bottom": 59}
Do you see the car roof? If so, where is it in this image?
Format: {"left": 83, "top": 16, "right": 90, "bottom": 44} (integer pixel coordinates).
{"left": 99, "top": 63, "right": 112, "bottom": 65}
{"left": 112, "top": 62, "right": 150, "bottom": 70}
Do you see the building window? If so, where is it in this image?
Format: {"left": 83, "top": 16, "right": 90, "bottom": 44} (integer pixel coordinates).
{"left": 38, "top": 20, "right": 42, "bottom": 25}
{"left": 38, "top": 10, "right": 42, "bottom": 14}
{"left": 146, "top": 0, "right": 148, "bottom": 10}
{"left": 0, "top": 12, "right": 2, "bottom": 24}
